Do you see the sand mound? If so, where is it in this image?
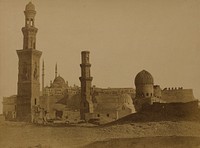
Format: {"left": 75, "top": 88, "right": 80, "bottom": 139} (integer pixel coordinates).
{"left": 83, "top": 136, "right": 200, "bottom": 148}
{"left": 105, "top": 108, "right": 200, "bottom": 126}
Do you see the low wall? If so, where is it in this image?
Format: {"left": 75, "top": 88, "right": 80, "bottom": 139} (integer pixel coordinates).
{"left": 142, "top": 100, "right": 199, "bottom": 114}
{"left": 161, "top": 89, "right": 195, "bottom": 103}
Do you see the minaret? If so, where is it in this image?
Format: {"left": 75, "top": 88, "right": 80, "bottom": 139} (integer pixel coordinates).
{"left": 42, "top": 60, "right": 44, "bottom": 95}
{"left": 79, "top": 51, "right": 93, "bottom": 120}
{"left": 55, "top": 63, "right": 57, "bottom": 78}
{"left": 16, "top": 2, "right": 42, "bottom": 121}
{"left": 22, "top": 2, "right": 37, "bottom": 49}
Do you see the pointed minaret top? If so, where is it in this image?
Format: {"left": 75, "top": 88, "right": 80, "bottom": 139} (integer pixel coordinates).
{"left": 55, "top": 63, "right": 58, "bottom": 78}
{"left": 25, "top": 2, "right": 35, "bottom": 11}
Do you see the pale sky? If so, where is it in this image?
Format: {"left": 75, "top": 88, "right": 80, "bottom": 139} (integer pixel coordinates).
{"left": 0, "top": 0, "right": 200, "bottom": 113}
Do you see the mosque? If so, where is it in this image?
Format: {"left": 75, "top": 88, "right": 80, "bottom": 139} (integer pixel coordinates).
{"left": 2, "top": 2, "right": 198, "bottom": 123}
{"left": 133, "top": 70, "right": 197, "bottom": 112}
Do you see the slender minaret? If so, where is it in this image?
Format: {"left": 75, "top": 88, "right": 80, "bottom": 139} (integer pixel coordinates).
{"left": 16, "top": 2, "right": 42, "bottom": 121}
{"left": 79, "top": 51, "right": 93, "bottom": 120}
{"left": 55, "top": 63, "right": 57, "bottom": 78}
{"left": 42, "top": 60, "right": 44, "bottom": 95}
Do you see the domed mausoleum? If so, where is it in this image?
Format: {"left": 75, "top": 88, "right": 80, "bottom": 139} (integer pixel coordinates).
{"left": 133, "top": 70, "right": 159, "bottom": 111}
{"left": 135, "top": 70, "right": 154, "bottom": 99}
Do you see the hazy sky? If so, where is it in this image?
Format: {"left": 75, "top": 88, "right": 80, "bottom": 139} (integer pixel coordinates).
{"left": 0, "top": 0, "right": 200, "bottom": 113}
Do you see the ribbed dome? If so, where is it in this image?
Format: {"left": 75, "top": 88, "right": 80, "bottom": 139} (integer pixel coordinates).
{"left": 25, "top": 2, "right": 35, "bottom": 11}
{"left": 135, "top": 70, "right": 154, "bottom": 85}
{"left": 52, "top": 76, "right": 65, "bottom": 87}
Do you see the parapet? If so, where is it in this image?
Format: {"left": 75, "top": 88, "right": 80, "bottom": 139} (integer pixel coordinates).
{"left": 162, "top": 88, "right": 195, "bottom": 103}
{"left": 163, "top": 87, "right": 183, "bottom": 91}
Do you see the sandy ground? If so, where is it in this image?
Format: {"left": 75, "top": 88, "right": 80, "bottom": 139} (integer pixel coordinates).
{"left": 0, "top": 121, "right": 200, "bottom": 148}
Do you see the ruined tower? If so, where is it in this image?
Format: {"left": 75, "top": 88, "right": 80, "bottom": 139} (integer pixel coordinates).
{"left": 79, "top": 51, "right": 93, "bottom": 120}
{"left": 16, "top": 2, "right": 42, "bottom": 121}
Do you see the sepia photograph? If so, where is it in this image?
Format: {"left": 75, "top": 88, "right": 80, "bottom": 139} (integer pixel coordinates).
{"left": 0, "top": 0, "right": 200, "bottom": 147}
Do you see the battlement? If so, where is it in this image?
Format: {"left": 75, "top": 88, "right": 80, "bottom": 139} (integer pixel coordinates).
{"left": 163, "top": 87, "right": 183, "bottom": 91}
{"left": 161, "top": 88, "right": 195, "bottom": 103}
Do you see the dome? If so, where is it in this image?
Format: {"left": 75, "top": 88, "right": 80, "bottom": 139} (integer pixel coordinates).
{"left": 25, "top": 2, "right": 35, "bottom": 11}
{"left": 135, "top": 70, "right": 154, "bottom": 85}
{"left": 52, "top": 76, "right": 66, "bottom": 87}
{"left": 121, "top": 94, "right": 133, "bottom": 104}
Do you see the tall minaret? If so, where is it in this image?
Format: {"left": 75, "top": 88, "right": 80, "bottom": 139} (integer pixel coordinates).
{"left": 16, "top": 2, "right": 42, "bottom": 121}
{"left": 42, "top": 60, "right": 45, "bottom": 95}
{"left": 55, "top": 63, "right": 57, "bottom": 78}
{"left": 79, "top": 51, "right": 93, "bottom": 120}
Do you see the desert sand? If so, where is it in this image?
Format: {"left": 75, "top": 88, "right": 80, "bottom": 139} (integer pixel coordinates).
{"left": 0, "top": 120, "right": 200, "bottom": 148}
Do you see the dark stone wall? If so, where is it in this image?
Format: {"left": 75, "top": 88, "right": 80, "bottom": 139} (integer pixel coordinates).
{"left": 141, "top": 100, "right": 199, "bottom": 120}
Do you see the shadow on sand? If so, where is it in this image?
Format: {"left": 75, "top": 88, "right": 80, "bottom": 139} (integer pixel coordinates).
{"left": 82, "top": 136, "right": 200, "bottom": 148}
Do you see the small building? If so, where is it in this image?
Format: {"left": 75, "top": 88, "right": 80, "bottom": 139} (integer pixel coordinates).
{"left": 2, "top": 95, "right": 17, "bottom": 120}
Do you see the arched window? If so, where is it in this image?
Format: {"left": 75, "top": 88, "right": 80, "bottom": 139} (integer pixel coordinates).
{"left": 34, "top": 98, "right": 37, "bottom": 105}
{"left": 33, "top": 42, "right": 36, "bottom": 49}
{"left": 31, "top": 19, "right": 33, "bottom": 26}
{"left": 146, "top": 93, "right": 149, "bottom": 96}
